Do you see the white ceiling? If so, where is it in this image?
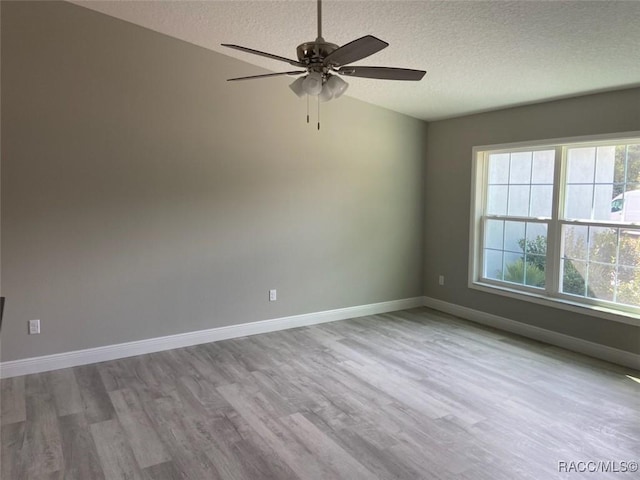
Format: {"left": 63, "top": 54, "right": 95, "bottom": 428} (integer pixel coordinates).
{"left": 72, "top": 0, "right": 640, "bottom": 121}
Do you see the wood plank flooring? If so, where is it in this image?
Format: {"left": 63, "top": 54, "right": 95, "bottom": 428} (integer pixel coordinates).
{"left": 2, "top": 307, "right": 639, "bottom": 479}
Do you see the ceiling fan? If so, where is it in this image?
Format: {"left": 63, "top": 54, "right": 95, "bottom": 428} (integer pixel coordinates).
{"left": 222, "top": 0, "right": 426, "bottom": 126}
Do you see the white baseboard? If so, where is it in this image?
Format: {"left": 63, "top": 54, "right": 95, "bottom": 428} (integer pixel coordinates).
{"left": 5, "top": 295, "right": 634, "bottom": 378}
{"left": 423, "top": 296, "right": 640, "bottom": 370}
{"left": 0, "top": 297, "right": 424, "bottom": 378}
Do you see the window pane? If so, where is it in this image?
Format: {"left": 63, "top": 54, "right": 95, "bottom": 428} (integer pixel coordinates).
{"left": 504, "top": 221, "right": 525, "bottom": 253}
{"left": 524, "top": 254, "right": 546, "bottom": 288}
{"left": 485, "top": 219, "right": 504, "bottom": 250}
{"left": 532, "top": 150, "right": 555, "bottom": 184}
{"left": 593, "top": 184, "right": 615, "bottom": 221}
{"left": 530, "top": 185, "right": 553, "bottom": 217}
{"left": 503, "top": 252, "right": 524, "bottom": 284}
{"left": 525, "top": 223, "right": 547, "bottom": 254}
{"left": 617, "top": 266, "right": 640, "bottom": 307}
{"left": 488, "top": 153, "right": 509, "bottom": 184}
{"left": 563, "top": 225, "right": 588, "bottom": 261}
{"left": 619, "top": 231, "right": 640, "bottom": 267}
{"left": 618, "top": 185, "right": 640, "bottom": 224}
{"left": 613, "top": 146, "right": 627, "bottom": 183}
{"left": 626, "top": 144, "right": 640, "bottom": 184}
{"left": 560, "top": 225, "right": 640, "bottom": 304}
{"left": 508, "top": 185, "right": 530, "bottom": 216}
{"left": 587, "top": 263, "right": 615, "bottom": 302}
{"left": 595, "top": 146, "right": 615, "bottom": 183}
{"left": 484, "top": 249, "right": 503, "bottom": 280}
{"left": 522, "top": 220, "right": 547, "bottom": 288}
{"left": 483, "top": 219, "right": 549, "bottom": 289}
{"left": 562, "top": 259, "right": 587, "bottom": 296}
{"left": 565, "top": 144, "right": 640, "bottom": 224}
{"left": 564, "top": 184, "right": 593, "bottom": 220}
{"left": 487, "top": 185, "right": 508, "bottom": 215}
{"left": 566, "top": 147, "right": 595, "bottom": 184}
{"left": 509, "top": 152, "right": 532, "bottom": 184}
{"left": 588, "top": 227, "right": 616, "bottom": 264}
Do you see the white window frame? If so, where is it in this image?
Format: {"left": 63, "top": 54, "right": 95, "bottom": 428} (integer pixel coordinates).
{"left": 469, "top": 131, "right": 640, "bottom": 327}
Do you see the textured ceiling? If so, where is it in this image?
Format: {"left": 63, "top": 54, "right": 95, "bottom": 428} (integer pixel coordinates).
{"left": 72, "top": 0, "right": 640, "bottom": 121}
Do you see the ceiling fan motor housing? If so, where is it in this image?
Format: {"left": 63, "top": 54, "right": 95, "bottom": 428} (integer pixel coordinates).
{"left": 297, "top": 40, "right": 339, "bottom": 70}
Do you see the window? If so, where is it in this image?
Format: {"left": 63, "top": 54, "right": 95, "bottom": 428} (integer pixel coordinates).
{"left": 470, "top": 133, "right": 640, "bottom": 322}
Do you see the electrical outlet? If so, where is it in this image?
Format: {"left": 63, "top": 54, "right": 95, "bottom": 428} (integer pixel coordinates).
{"left": 438, "top": 275, "right": 445, "bottom": 286}
{"left": 28, "top": 319, "right": 41, "bottom": 335}
{"left": 269, "top": 289, "right": 277, "bottom": 302}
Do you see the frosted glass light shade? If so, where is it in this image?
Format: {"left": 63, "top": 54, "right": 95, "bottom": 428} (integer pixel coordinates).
{"left": 289, "top": 77, "right": 306, "bottom": 97}
{"left": 327, "top": 75, "right": 348, "bottom": 98}
{"left": 318, "top": 83, "right": 334, "bottom": 102}
{"left": 302, "top": 72, "right": 323, "bottom": 95}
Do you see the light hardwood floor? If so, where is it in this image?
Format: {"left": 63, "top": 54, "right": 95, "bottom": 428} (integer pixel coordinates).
{"left": 2, "top": 307, "right": 639, "bottom": 479}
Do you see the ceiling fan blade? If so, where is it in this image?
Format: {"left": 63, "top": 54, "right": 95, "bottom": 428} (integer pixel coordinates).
{"left": 323, "top": 35, "right": 388, "bottom": 67}
{"left": 221, "top": 44, "right": 305, "bottom": 68}
{"left": 227, "top": 71, "right": 306, "bottom": 82}
{"left": 338, "top": 66, "right": 426, "bottom": 81}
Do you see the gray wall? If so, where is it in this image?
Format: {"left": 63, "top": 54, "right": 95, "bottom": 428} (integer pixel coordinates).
{"left": 4, "top": 1, "right": 636, "bottom": 364}
{"left": 424, "top": 87, "right": 640, "bottom": 354}
{"left": 0, "top": 1, "right": 426, "bottom": 362}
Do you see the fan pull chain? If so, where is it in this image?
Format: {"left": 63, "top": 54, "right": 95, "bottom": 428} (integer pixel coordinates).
{"left": 306, "top": 95, "right": 310, "bottom": 124}
{"left": 317, "top": 95, "right": 321, "bottom": 131}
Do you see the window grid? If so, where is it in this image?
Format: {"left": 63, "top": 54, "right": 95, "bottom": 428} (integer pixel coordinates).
{"left": 482, "top": 218, "right": 550, "bottom": 290}
{"left": 568, "top": 226, "right": 628, "bottom": 303}
{"left": 487, "top": 151, "right": 555, "bottom": 219}
{"left": 473, "top": 135, "right": 640, "bottom": 319}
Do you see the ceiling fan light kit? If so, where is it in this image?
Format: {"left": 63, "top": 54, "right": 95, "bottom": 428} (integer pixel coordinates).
{"left": 289, "top": 76, "right": 307, "bottom": 98}
{"left": 302, "top": 71, "right": 324, "bottom": 96}
{"left": 223, "top": 0, "right": 426, "bottom": 127}
{"left": 318, "top": 82, "right": 333, "bottom": 102}
{"left": 326, "top": 75, "right": 348, "bottom": 99}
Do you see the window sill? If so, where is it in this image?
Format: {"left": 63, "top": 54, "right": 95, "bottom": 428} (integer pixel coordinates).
{"left": 469, "top": 281, "right": 640, "bottom": 327}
